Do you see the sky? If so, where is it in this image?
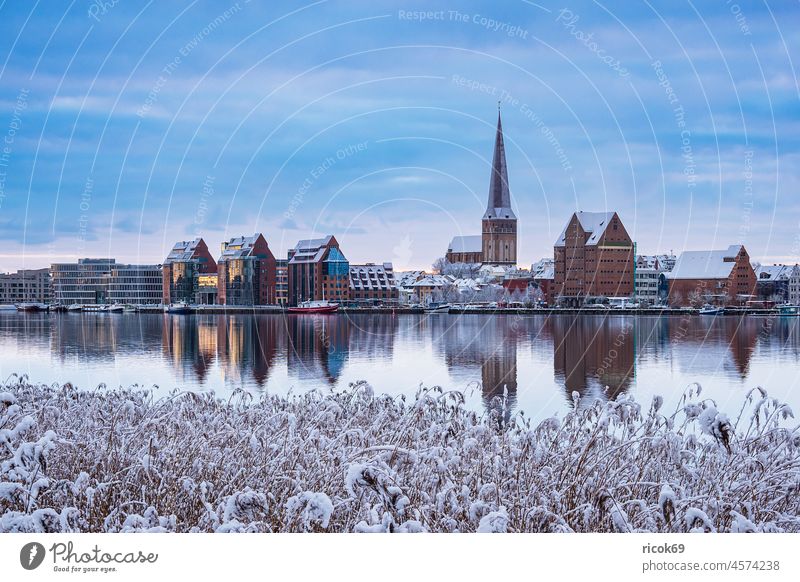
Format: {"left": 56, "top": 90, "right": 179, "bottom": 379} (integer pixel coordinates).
{"left": 0, "top": 0, "right": 797, "bottom": 271}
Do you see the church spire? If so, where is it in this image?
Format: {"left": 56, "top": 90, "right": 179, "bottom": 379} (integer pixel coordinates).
{"left": 483, "top": 109, "right": 515, "bottom": 220}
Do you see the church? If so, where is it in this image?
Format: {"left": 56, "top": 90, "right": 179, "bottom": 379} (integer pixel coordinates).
{"left": 445, "top": 111, "right": 518, "bottom": 267}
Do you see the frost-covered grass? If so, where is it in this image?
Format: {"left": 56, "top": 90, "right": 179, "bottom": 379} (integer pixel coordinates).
{"left": 1, "top": 376, "right": 799, "bottom": 533}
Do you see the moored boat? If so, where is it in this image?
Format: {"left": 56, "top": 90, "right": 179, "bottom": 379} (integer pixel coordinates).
{"left": 698, "top": 304, "right": 725, "bottom": 315}
{"left": 67, "top": 304, "right": 84, "bottom": 312}
{"left": 107, "top": 304, "right": 125, "bottom": 313}
{"left": 778, "top": 304, "right": 800, "bottom": 316}
{"left": 166, "top": 302, "right": 193, "bottom": 314}
{"left": 15, "top": 302, "right": 49, "bottom": 312}
{"left": 287, "top": 300, "right": 339, "bottom": 314}
{"left": 424, "top": 303, "right": 451, "bottom": 314}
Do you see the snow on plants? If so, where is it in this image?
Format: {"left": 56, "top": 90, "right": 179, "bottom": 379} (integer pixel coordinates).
{"left": 0, "top": 378, "right": 798, "bottom": 533}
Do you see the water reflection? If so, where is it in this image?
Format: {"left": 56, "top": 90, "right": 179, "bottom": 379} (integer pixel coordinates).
{"left": 1, "top": 312, "right": 798, "bottom": 418}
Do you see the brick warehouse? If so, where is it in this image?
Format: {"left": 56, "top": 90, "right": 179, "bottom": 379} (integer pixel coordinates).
{"left": 162, "top": 238, "right": 217, "bottom": 304}
{"left": 217, "top": 233, "right": 277, "bottom": 306}
{"left": 665, "top": 244, "right": 756, "bottom": 306}
{"left": 287, "top": 235, "right": 349, "bottom": 306}
{"left": 553, "top": 211, "right": 634, "bottom": 306}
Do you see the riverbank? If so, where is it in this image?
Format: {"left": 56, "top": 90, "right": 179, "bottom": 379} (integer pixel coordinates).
{"left": 1, "top": 379, "right": 798, "bottom": 533}
{"left": 2, "top": 305, "right": 792, "bottom": 316}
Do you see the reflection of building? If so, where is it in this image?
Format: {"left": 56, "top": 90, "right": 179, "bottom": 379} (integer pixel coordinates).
{"left": 108, "top": 264, "right": 162, "bottom": 304}
{"left": 216, "top": 315, "right": 280, "bottom": 387}
{"left": 552, "top": 316, "right": 635, "bottom": 405}
{"left": 0, "top": 268, "right": 51, "bottom": 304}
{"left": 349, "top": 262, "right": 398, "bottom": 305}
{"left": 285, "top": 315, "right": 350, "bottom": 383}
{"left": 554, "top": 212, "right": 635, "bottom": 306}
{"left": 217, "top": 234, "right": 277, "bottom": 306}
{"left": 275, "top": 259, "right": 288, "bottom": 306}
{"left": 162, "top": 238, "right": 217, "bottom": 304}
{"left": 666, "top": 245, "right": 756, "bottom": 306}
{"left": 287, "top": 236, "right": 349, "bottom": 306}
{"left": 444, "top": 111, "right": 517, "bottom": 266}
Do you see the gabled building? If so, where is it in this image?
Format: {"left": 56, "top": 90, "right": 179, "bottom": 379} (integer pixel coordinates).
{"left": 217, "top": 233, "right": 277, "bottom": 306}
{"left": 287, "top": 235, "right": 349, "bottom": 306}
{"left": 443, "top": 111, "right": 518, "bottom": 267}
{"left": 789, "top": 265, "right": 800, "bottom": 305}
{"left": 162, "top": 238, "right": 217, "bottom": 305}
{"left": 553, "top": 211, "right": 634, "bottom": 306}
{"left": 531, "top": 258, "right": 555, "bottom": 305}
{"left": 754, "top": 264, "right": 792, "bottom": 303}
{"left": 665, "top": 244, "right": 756, "bottom": 306}
{"left": 349, "top": 262, "right": 398, "bottom": 305}
{"left": 445, "top": 235, "right": 482, "bottom": 264}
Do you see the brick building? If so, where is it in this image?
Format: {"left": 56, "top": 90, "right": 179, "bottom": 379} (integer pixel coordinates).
{"left": 217, "top": 233, "right": 277, "bottom": 306}
{"left": 445, "top": 235, "right": 483, "bottom": 264}
{"left": 349, "top": 262, "right": 398, "bottom": 305}
{"left": 665, "top": 245, "right": 756, "bottom": 306}
{"left": 443, "top": 111, "right": 517, "bottom": 267}
{"left": 287, "top": 235, "right": 349, "bottom": 306}
{"left": 162, "top": 238, "right": 217, "bottom": 304}
{"left": 553, "top": 211, "right": 634, "bottom": 306}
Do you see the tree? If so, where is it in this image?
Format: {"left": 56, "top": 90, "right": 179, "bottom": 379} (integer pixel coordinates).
{"left": 687, "top": 290, "right": 704, "bottom": 308}
{"left": 432, "top": 257, "right": 449, "bottom": 275}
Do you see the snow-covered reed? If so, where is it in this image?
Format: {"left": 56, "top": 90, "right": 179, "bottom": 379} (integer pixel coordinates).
{"left": 1, "top": 376, "right": 798, "bottom": 533}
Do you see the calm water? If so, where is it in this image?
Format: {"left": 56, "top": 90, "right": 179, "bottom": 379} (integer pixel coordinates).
{"left": 2, "top": 312, "right": 799, "bottom": 421}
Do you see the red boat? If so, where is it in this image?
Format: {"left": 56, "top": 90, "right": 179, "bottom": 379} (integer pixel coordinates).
{"left": 287, "top": 300, "right": 339, "bottom": 314}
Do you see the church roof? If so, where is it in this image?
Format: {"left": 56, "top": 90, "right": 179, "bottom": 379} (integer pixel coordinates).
{"left": 448, "top": 235, "right": 482, "bottom": 253}
{"left": 483, "top": 111, "right": 516, "bottom": 221}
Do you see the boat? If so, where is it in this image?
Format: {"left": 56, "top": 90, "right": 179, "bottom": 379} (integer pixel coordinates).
{"left": 166, "top": 302, "right": 193, "bottom": 315}
{"left": 82, "top": 305, "right": 107, "bottom": 312}
{"left": 15, "top": 302, "right": 49, "bottom": 312}
{"left": 778, "top": 304, "right": 800, "bottom": 316}
{"left": 67, "top": 304, "right": 84, "bottom": 312}
{"left": 698, "top": 304, "right": 725, "bottom": 315}
{"left": 424, "top": 303, "right": 451, "bottom": 314}
{"left": 288, "top": 299, "right": 339, "bottom": 314}
{"left": 107, "top": 304, "right": 125, "bottom": 313}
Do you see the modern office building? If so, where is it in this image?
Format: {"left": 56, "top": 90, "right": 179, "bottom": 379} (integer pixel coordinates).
{"left": 665, "top": 245, "right": 757, "bottom": 306}
{"left": 349, "top": 262, "right": 398, "bottom": 305}
{"left": 108, "top": 264, "right": 163, "bottom": 304}
{"left": 162, "top": 238, "right": 217, "bottom": 304}
{"left": 287, "top": 235, "right": 349, "bottom": 306}
{"left": 553, "top": 211, "right": 635, "bottom": 306}
{"left": 51, "top": 259, "right": 116, "bottom": 305}
{"left": 0, "top": 268, "right": 51, "bottom": 305}
{"left": 217, "top": 233, "right": 277, "bottom": 306}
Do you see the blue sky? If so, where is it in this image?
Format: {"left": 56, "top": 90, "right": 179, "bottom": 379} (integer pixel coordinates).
{"left": 0, "top": 0, "right": 797, "bottom": 271}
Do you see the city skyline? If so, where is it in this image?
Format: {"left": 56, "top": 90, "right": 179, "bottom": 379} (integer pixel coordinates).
{"left": 0, "top": 1, "right": 798, "bottom": 272}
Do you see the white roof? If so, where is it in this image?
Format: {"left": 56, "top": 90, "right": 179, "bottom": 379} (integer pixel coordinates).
{"left": 755, "top": 264, "right": 791, "bottom": 281}
{"left": 554, "top": 211, "right": 616, "bottom": 247}
{"left": 448, "top": 235, "right": 482, "bottom": 253}
{"left": 666, "top": 245, "right": 742, "bottom": 280}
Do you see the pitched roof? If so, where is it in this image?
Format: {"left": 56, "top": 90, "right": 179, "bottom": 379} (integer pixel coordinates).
{"left": 483, "top": 111, "right": 516, "bottom": 221}
{"left": 755, "top": 264, "right": 791, "bottom": 281}
{"left": 554, "top": 211, "right": 616, "bottom": 247}
{"left": 288, "top": 235, "right": 335, "bottom": 264}
{"left": 164, "top": 238, "right": 204, "bottom": 264}
{"left": 666, "top": 245, "right": 743, "bottom": 280}
{"left": 219, "top": 234, "right": 264, "bottom": 261}
{"left": 448, "top": 235, "right": 482, "bottom": 253}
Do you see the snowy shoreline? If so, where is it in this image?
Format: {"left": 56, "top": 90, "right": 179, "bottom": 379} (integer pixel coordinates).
{"left": 1, "top": 378, "right": 798, "bottom": 533}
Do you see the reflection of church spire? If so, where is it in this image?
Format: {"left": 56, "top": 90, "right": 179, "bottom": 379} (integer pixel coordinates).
{"left": 481, "top": 350, "right": 518, "bottom": 427}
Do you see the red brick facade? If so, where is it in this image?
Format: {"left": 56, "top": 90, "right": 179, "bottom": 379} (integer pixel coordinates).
{"left": 667, "top": 245, "right": 756, "bottom": 306}
{"left": 554, "top": 212, "right": 634, "bottom": 305}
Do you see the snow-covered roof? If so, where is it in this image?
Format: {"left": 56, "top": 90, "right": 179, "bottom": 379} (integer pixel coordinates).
{"left": 164, "top": 238, "right": 204, "bottom": 264}
{"left": 349, "top": 263, "right": 395, "bottom": 290}
{"left": 448, "top": 235, "right": 482, "bottom": 254}
{"left": 289, "top": 236, "right": 335, "bottom": 264}
{"left": 666, "top": 245, "right": 743, "bottom": 280}
{"left": 531, "top": 258, "right": 555, "bottom": 280}
{"left": 219, "top": 234, "right": 264, "bottom": 261}
{"left": 554, "top": 211, "right": 616, "bottom": 247}
{"left": 410, "top": 274, "right": 453, "bottom": 288}
{"left": 755, "top": 264, "right": 791, "bottom": 281}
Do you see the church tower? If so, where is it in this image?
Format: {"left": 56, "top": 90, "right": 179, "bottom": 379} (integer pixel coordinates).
{"left": 481, "top": 110, "right": 517, "bottom": 265}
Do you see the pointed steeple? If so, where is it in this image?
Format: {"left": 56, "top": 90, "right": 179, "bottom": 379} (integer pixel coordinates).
{"left": 483, "top": 109, "right": 516, "bottom": 220}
